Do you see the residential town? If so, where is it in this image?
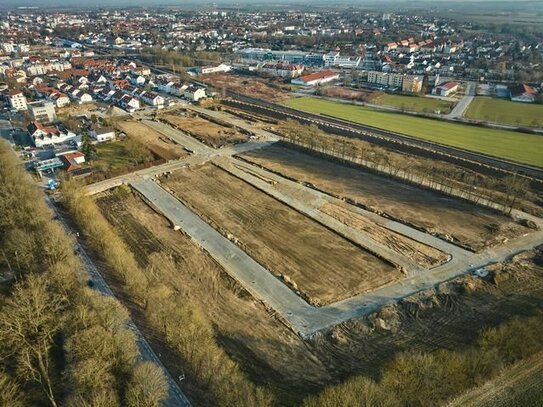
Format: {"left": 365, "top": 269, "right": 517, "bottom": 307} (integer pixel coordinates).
{"left": 0, "top": 3, "right": 543, "bottom": 407}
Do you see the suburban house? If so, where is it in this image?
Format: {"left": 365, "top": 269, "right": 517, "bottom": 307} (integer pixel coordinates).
{"left": 50, "top": 92, "right": 71, "bottom": 108}
{"left": 120, "top": 95, "right": 141, "bottom": 112}
{"left": 89, "top": 126, "right": 116, "bottom": 142}
{"left": 510, "top": 84, "right": 537, "bottom": 103}
{"left": 432, "top": 81, "right": 459, "bottom": 97}
{"left": 169, "top": 82, "right": 189, "bottom": 97}
{"left": 183, "top": 85, "right": 206, "bottom": 102}
{"left": 59, "top": 152, "right": 86, "bottom": 172}
{"left": 27, "top": 121, "right": 77, "bottom": 147}
{"left": 7, "top": 90, "right": 27, "bottom": 110}
{"left": 140, "top": 91, "right": 164, "bottom": 106}
{"left": 291, "top": 69, "right": 339, "bottom": 86}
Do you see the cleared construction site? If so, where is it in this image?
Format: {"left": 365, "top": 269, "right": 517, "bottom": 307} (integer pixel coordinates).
{"left": 82, "top": 105, "right": 543, "bottom": 403}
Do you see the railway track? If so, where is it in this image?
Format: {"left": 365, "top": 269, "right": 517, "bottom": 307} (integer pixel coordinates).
{"left": 74, "top": 43, "right": 543, "bottom": 183}
{"left": 222, "top": 93, "right": 543, "bottom": 184}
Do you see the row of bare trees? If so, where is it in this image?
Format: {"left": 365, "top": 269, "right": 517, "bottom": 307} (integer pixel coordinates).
{"left": 0, "top": 141, "right": 167, "bottom": 407}
{"left": 304, "top": 313, "right": 543, "bottom": 407}
{"left": 61, "top": 182, "right": 274, "bottom": 407}
{"left": 278, "top": 120, "right": 530, "bottom": 216}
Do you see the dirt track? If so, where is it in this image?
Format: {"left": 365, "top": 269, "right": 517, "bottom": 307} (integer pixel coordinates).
{"left": 163, "top": 164, "right": 399, "bottom": 306}
{"left": 116, "top": 120, "right": 188, "bottom": 160}
{"left": 240, "top": 144, "right": 529, "bottom": 251}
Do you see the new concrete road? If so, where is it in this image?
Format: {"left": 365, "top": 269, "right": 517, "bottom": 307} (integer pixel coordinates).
{"left": 446, "top": 81, "right": 476, "bottom": 119}
{"left": 141, "top": 119, "right": 210, "bottom": 154}
{"left": 131, "top": 178, "right": 325, "bottom": 337}
{"left": 186, "top": 105, "right": 280, "bottom": 140}
{"left": 131, "top": 164, "right": 543, "bottom": 338}
{"left": 45, "top": 197, "right": 192, "bottom": 407}
{"left": 214, "top": 157, "right": 424, "bottom": 275}
{"left": 86, "top": 120, "right": 275, "bottom": 195}
{"left": 217, "top": 157, "right": 467, "bottom": 259}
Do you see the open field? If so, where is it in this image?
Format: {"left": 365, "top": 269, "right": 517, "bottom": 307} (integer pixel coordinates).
{"left": 85, "top": 193, "right": 543, "bottom": 405}
{"left": 283, "top": 96, "right": 543, "bottom": 167}
{"left": 465, "top": 97, "right": 543, "bottom": 128}
{"left": 94, "top": 190, "right": 330, "bottom": 403}
{"left": 320, "top": 202, "right": 448, "bottom": 268}
{"left": 204, "top": 72, "right": 290, "bottom": 102}
{"left": 115, "top": 119, "right": 188, "bottom": 160}
{"left": 240, "top": 144, "right": 529, "bottom": 251}
{"left": 83, "top": 138, "right": 164, "bottom": 183}
{"left": 372, "top": 93, "right": 455, "bottom": 114}
{"left": 449, "top": 351, "right": 543, "bottom": 407}
{"left": 161, "top": 113, "right": 247, "bottom": 148}
{"left": 162, "top": 163, "right": 400, "bottom": 306}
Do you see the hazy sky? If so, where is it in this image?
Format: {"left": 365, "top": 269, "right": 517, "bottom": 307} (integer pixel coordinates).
{"left": 0, "top": 0, "right": 528, "bottom": 11}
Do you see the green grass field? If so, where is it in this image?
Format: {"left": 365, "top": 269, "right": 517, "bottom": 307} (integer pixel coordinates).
{"left": 465, "top": 97, "right": 543, "bottom": 128}
{"left": 284, "top": 97, "right": 543, "bottom": 168}
{"left": 372, "top": 94, "right": 454, "bottom": 114}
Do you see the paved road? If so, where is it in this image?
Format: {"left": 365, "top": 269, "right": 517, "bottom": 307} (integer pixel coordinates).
{"left": 131, "top": 179, "right": 325, "bottom": 337}
{"left": 447, "top": 81, "right": 476, "bottom": 119}
{"left": 141, "top": 119, "right": 211, "bottom": 154}
{"left": 214, "top": 157, "right": 424, "bottom": 274}
{"left": 226, "top": 158, "right": 468, "bottom": 259}
{"left": 85, "top": 134, "right": 276, "bottom": 195}
{"left": 186, "top": 105, "right": 280, "bottom": 140}
{"left": 82, "top": 108, "right": 543, "bottom": 338}
{"left": 45, "top": 196, "right": 191, "bottom": 407}
{"left": 131, "top": 177, "right": 543, "bottom": 338}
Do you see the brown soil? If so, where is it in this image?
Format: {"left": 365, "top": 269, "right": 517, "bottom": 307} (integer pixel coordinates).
{"left": 162, "top": 164, "right": 400, "bottom": 306}
{"left": 161, "top": 113, "right": 247, "bottom": 148}
{"left": 240, "top": 144, "right": 529, "bottom": 251}
{"left": 93, "top": 190, "right": 543, "bottom": 406}
{"left": 95, "top": 191, "right": 330, "bottom": 403}
{"left": 204, "top": 73, "right": 289, "bottom": 102}
{"left": 116, "top": 120, "right": 188, "bottom": 160}
{"left": 321, "top": 202, "right": 448, "bottom": 268}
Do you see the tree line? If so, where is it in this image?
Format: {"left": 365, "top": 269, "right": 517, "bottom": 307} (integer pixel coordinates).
{"left": 61, "top": 182, "right": 274, "bottom": 407}
{"left": 0, "top": 140, "right": 167, "bottom": 406}
{"left": 139, "top": 47, "right": 222, "bottom": 70}
{"left": 278, "top": 120, "right": 530, "bottom": 217}
{"left": 303, "top": 312, "right": 543, "bottom": 407}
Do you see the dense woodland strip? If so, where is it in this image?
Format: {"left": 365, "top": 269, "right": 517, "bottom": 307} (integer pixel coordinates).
{"left": 0, "top": 141, "right": 167, "bottom": 407}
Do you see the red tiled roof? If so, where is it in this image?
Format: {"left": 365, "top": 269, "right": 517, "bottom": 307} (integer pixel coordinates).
{"left": 299, "top": 69, "right": 338, "bottom": 83}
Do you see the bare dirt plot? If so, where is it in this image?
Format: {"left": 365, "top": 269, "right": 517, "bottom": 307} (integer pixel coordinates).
{"left": 161, "top": 113, "right": 247, "bottom": 148}
{"left": 163, "top": 164, "right": 400, "bottom": 306}
{"left": 240, "top": 145, "right": 529, "bottom": 251}
{"left": 321, "top": 202, "right": 448, "bottom": 268}
{"left": 205, "top": 72, "right": 290, "bottom": 102}
{"left": 95, "top": 191, "right": 330, "bottom": 402}
{"left": 115, "top": 120, "right": 188, "bottom": 160}
{"left": 92, "top": 191, "right": 543, "bottom": 405}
